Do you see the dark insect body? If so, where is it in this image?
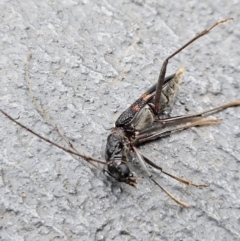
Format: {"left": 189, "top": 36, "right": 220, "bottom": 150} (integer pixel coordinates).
{"left": 1, "top": 18, "right": 239, "bottom": 207}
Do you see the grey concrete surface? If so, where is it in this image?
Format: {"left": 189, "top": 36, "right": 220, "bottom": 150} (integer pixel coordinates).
{"left": 0, "top": 0, "right": 240, "bottom": 240}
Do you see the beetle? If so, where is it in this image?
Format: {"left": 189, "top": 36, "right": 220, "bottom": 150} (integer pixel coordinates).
{"left": 1, "top": 18, "right": 239, "bottom": 207}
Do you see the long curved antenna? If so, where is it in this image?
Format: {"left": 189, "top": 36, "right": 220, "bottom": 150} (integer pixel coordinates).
{"left": 0, "top": 109, "right": 107, "bottom": 166}
{"left": 25, "top": 52, "right": 107, "bottom": 172}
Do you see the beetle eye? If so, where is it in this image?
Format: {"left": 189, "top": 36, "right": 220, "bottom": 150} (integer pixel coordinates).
{"left": 117, "top": 163, "right": 130, "bottom": 178}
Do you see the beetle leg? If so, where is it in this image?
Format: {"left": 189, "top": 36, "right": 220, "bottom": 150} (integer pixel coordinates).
{"left": 135, "top": 100, "right": 240, "bottom": 144}
{"left": 134, "top": 118, "right": 222, "bottom": 145}
{"left": 139, "top": 150, "right": 209, "bottom": 188}
{"left": 157, "top": 101, "right": 240, "bottom": 125}
{"left": 132, "top": 146, "right": 190, "bottom": 207}
{"left": 154, "top": 18, "right": 233, "bottom": 115}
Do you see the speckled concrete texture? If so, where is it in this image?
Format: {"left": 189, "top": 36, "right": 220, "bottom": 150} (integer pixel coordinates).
{"left": 0, "top": 0, "right": 240, "bottom": 240}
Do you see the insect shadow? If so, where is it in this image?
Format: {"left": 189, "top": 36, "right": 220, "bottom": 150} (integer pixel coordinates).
{"left": 1, "top": 18, "right": 239, "bottom": 207}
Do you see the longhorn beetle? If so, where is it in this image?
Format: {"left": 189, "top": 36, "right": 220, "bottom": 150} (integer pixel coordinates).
{"left": 1, "top": 18, "right": 239, "bottom": 207}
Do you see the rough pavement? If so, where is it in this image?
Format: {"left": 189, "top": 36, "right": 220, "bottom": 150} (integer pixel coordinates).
{"left": 0, "top": 0, "right": 240, "bottom": 240}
